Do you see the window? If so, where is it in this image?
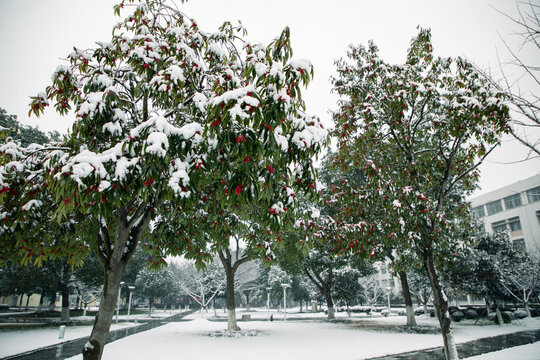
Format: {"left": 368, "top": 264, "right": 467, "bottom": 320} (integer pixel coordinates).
{"left": 472, "top": 206, "right": 485, "bottom": 218}
{"left": 508, "top": 217, "right": 523, "bottom": 236}
{"left": 512, "top": 239, "right": 526, "bottom": 252}
{"left": 504, "top": 194, "right": 522, "bottom": 210}
{"left": 508, "top": 217, "right": 522, "bottom": 231}
{"left": 486, "top": 200, "right": 503, "bottom": 215}
{"left": 492, "top": 221, "right": 507, "bottom": 233}
{"left": 527, "top": 186, "right": 540, "bottom": 203}
{"left": 491, "top": 217, "right": 522, "bottom": 236}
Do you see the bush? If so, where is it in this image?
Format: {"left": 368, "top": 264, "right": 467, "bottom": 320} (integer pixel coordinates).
{"left": 448, "top": 306, "right": 460, "bottom": 314}
{"left": 493, "top": 311, "right": 512, "bottom": 324}
{"left": 512, "top": 310, "right": 528, "bottom": 319}
{"left": 414, "top": 309, "right": 424, "bottom": 315}
{"left": 476, "top": 308, "right": 488, "bottom": 318}
{"left": 381, "top": 309, "right": 390, "bottom": 317}
{"left": 465, "top": 309, "right": 478, "bottom": 319}
{"left": 451, "top": 310, "right": 464, "bottom": 322}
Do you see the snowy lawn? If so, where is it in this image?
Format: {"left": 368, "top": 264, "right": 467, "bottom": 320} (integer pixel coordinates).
{"left": 48, "top": 309, "right": 540, "bottom": 360}
{"left": 0, "top": 308, "right": 183, "bottom": 358}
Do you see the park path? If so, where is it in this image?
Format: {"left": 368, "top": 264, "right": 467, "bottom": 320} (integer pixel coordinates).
{"left": 0, "top": 311, "right": 193, "bottom": 360}
{"left": 365, "top": 328, "right": 540, "bottom": 359}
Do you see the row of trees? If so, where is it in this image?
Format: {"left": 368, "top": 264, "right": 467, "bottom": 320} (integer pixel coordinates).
{"left": 1, "top": 1, "right": 537, "bottom": 360}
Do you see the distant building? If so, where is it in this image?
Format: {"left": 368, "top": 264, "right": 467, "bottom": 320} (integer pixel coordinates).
{"left": 469, "top": 173, "right": 540, "bottom": 252}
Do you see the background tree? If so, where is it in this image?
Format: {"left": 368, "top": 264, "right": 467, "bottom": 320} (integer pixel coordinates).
{"left": 332, "top": 28, "right": 509, "bottom": 359}
{"left": 476, "top": 0, "right": 540, "bottom": 158}
{"left": 175, "top": 259, "right": 225, "bottom": 315}
{"left": 358, "top": 274, "right": 385, "bottom": 309}
{"left": 333, "top": 266, "right": 362, "bottom": 315}
{"left": 407, "top": 268, "right": 432, "bottom": 315}
{"left": 448, "top": 229, "right": 518, "bottom": 324}
{"left": 135, "top": 267, "right": 178, "bottom": 316}
{"left": 500, "top": 251, "right": 540, "bottom": 317}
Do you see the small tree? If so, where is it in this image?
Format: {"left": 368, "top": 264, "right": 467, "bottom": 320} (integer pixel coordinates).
{"left": 175, "top": 259, "right": 225, "bottom": 315}
{"left": 332, "top": 28, "right": 509, "bottom": 359}
{"left": 500, "top": 251, "right": 540, "bottom": 317}
{"left": 135, "top": 267, "right": 178, "bottom": 316}
{"left": 358, "top": 274, "right": 385, "bottom": 309}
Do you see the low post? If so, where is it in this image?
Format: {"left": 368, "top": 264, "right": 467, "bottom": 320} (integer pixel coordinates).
{"left": 281, "top": 283, "right": 291, "bottom": 321}
{"left": 116, "top": 281, "right": 125, "bottom": 323}
{"left": 266, "top": 287, "right": 272, "bottom": 321}
{"left": 58, "top": 325, "right": 66, "bottom": 339}
{"left": 127, "top": 286, "right": 135, "bottom": 321}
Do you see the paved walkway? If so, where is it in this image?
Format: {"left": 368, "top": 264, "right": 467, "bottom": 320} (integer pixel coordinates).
{"left": 366, "top": 328, "right": 540, "bottom": 359}
{"left": 1, "top": 311, "right": 193, "bottom": 360}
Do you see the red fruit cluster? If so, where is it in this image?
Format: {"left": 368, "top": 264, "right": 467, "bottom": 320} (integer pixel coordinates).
{"left": 236, "top": 135, "right": 246, "bottom": 143}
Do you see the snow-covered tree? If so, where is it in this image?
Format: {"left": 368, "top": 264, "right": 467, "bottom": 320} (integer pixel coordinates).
{"left": 174, "top": 259, "right": 225, "bottom": 315}
{"left": 448, "top": 229, "right": 518, "bottom": 324}
{"left": 135, "top": 267, "right": 178, "bottom": 315}
{"left": 358, "top": 274, "right": 385, "bottom": 309}
{"left": 332, "top": 28, "right": 510, "bottom": 359}
{"left": 1, "top": 0, "right": 326, "bottom": 358}
{"left": 500, "top": 251, "right": 540, "bottom": 318}
{"left": 333, "top": 266, "right": 362, "bottom": 314}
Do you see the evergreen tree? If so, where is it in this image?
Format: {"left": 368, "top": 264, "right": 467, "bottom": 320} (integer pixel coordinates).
{"left": 331, "top": 28, "right": 509, "bottom": 359}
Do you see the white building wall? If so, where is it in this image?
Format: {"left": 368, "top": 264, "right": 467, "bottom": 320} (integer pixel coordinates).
{"left": 469, "top": 173, "right": 540, "bottom": 252}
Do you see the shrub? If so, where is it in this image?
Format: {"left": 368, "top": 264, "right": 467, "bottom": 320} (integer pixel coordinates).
{"left": 451, "top": 310, "right": 464, "bottom": 322}
{"left": 512, "top": 310, "right": 528, "bottom": 319}
{"left": 465, "top": 309, "right": 478, "bottom": 319}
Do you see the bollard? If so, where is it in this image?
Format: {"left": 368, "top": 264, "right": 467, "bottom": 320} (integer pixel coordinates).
{"left": 58, "top": 325, "right": 66, "bottom": 339}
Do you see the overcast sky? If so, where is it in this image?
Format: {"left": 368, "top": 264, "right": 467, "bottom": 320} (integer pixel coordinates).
{"left": 0, "top": 0, "right": 538, "bottom": 196}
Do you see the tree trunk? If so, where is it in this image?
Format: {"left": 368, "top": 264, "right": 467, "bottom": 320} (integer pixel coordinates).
{"left": 525, "top": 302, "right": 531, "bottom": 318}
{"left": 82, "top": 259, "right": 126, "bottom": 360}
{"left": 37, "top": 292, "right": 44, "bottom": 312}
{"left": 60, "top": 262, "right": 72, "bottom": 322}
{"left": 224, "top": 265, "right": 240, "bottom": 331}
{"left": 398, "top": 271, "right": 417, "bottom": 326}
{"left": 324, "top": 288, "right": 335, "bottom": 320}
{"left": 245, "top": 291, "right": 251, "bottom": 311}
{"left": 424, "top": 251, "right": 459, "bottom": 360}
{"left": 25, "top": 293, "right": 31, "bottom": 310}
{"left": 149, "top": 298, "right": 153, "bottom": 317}
{"left": 495, "top": 302, "right": 504, "bottom": 325}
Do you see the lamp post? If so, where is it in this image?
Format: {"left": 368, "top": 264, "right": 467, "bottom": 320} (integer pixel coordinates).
{"left": 116, "top": 281, "right": 125, "bottom": 323}
{"left": 266, "top": 287, "right": 272, "bottom": 321}
{"left": 281, "top": 283, "right": 291, "bottom": 321}
{"left": 127, "top": 286, "right": 135, "bottom": 321}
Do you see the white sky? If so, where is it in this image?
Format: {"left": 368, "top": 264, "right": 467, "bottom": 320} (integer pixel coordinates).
{"left": 0, "top": 0, "right": 538, "bottom": 196}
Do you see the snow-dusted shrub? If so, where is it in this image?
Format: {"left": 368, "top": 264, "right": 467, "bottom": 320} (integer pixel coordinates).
{"left": 512, "top": 309, "right": 528, "bottom": 319}
{"left": 450, "top": 310, "right": 464, "bottom": 322}
{"left": 465, "top": 309, "right": 478, "bottom": 319}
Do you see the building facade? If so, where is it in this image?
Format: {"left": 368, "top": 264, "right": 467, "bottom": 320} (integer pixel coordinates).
{"left": 469, "top": 173, "right": 540, "bottom": 252}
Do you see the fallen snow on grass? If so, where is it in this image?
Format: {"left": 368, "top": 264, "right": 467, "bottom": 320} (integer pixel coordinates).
{"left": 60, "top": 310, "right": 540, "bottom": 360}
{"left": 0, "top": 322, "right": 138, "bottom": 358}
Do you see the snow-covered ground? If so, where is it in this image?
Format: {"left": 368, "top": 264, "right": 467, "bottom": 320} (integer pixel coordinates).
{"left": 1, "top": 308, "right": 539, "bottom": 359}
{"left": 0, "top": 308, "right": 182, "bottom": 358}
